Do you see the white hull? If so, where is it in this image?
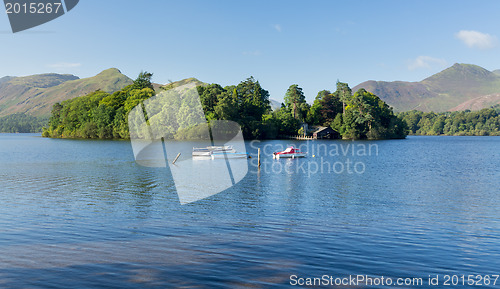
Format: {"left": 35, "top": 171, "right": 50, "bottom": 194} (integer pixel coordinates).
{"left": 192, "top": 145, "right": 235, "bottom": 156}
{"left": 273, "top": 153, "right": 307, "bottom": 159}
{"left": 192, "top": 151, "right": 212, "bottom": 156}
{"left": 211, "top": 153, "right": 248, "bottom": 159}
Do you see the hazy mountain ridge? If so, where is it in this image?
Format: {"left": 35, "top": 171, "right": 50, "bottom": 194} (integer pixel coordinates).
{"left": 269, "top": 99, "right": 282, "bottom": 111}
{"left": 0, "top": 68, "right": 132, "bottom": 117}
{"left": 352, "top": 80, "right": 439, "bottom": 111}
{"left": 354, "top": 63, "right": 500, "bottom": 112}
{"left": 2, "top": 64, "right": 499, "bottom": 119}
{"left": 450, "top": 93, "right": 500, "bottom": 111}
{"left": 160, "top": 77, "right": 206, "bottom": 90}
{"left": 0, "top": 76, "right": 15, "bottom": 85}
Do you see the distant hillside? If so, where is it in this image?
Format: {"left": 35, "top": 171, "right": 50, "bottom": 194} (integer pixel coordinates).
{"left": 0, "top": 76, "right": 14, "bottom": 85}
{"left": 0, "top": 68, "right": 132, "bottom": 117}
{"left": 354, "top": 63, "right": 500, "bottom": 112}
{"left": 450, "top": 93, "right": 500, "bottom": 111}
{"left": 160, "top": 77, "right": 206, "bottom": 90}
{"left": 352, "top": 80, "right": 438, "bottom": 111}
{"left": 269, "top": 99, "right": 282, "bottom": 111}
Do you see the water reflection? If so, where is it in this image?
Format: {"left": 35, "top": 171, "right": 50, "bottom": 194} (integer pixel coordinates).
{"left": 0, "top": 135, "right": 499, "bottom": 288}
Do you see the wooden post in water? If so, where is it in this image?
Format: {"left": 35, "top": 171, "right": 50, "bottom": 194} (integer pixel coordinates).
{"left": 257, "top": 148, "right": 261, "bottom": 169}
{"left": 172, "top": 153, "right": 181, "bottom": 164}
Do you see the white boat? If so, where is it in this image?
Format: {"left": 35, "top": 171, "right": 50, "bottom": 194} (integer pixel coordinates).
{"left": 272, "top": 147, "right": 307, "bottom": 159}
{"left": 210, "top": 152, "right": 249, "bottom": 159}
{"left": 192, "top": 145, "right": 235, "bottom": 156}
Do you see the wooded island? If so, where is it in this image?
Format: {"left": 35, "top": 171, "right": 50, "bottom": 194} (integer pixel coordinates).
{"left": 42, "top": 72, "right": 408, "bottom": 140}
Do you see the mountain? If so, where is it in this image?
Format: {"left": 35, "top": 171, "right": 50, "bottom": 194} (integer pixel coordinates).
{"left": 0, "top": 68, "right": 132, "bottom": 117}
{"left": 0, "top": 76, "right": 14, "bottom": 85}
{"left": 160, "top": 77, "right": 206, "bottom": 90}
{"left": 449, "top": 93, "right": 500, "bottom": 111}
{"left": 493, "top": 69, "right": 500, "bottom": 77}
{"left": 353, "top": 63, "right": 500, "bottom": 112}
{"left": 269, "top": 99, "right": 282, "bottom": 111}
{"left": 352, "top": 80, "right": 438, "bottom": 112}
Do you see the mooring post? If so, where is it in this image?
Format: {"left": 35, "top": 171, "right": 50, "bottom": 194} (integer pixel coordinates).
{"left": 172, "top": 153, "right": 181, "bottom": 164}
{"left": 258, "top": 148, "right": 261, "bottom": 169}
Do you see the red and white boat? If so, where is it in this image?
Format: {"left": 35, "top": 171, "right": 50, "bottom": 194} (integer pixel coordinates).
{"left": 273, "top": 147, "right": 307, "bottom": 159}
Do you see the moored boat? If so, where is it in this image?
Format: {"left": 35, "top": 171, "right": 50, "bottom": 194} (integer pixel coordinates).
{"left": 273, "top": 147, "right": 306, "bottom": 159}
{"left": 211, "top": 152, "right": 249, "bottom": 159}
{"left": 192, "top": 145, "right": 248, "bottom": 159}
{"left": 192, "top": 145, "right": 235, "bottom": 156}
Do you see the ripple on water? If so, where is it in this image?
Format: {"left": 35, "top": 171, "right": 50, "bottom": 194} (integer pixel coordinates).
{"left": 0, "top": 135, "right": 499, "bottom": 288}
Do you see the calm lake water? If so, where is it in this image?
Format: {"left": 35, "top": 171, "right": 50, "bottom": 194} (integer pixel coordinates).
{"left": 0, "top": 134, "right": 499, "bottom": 288}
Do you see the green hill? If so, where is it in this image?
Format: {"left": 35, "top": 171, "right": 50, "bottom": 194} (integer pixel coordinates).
{"left": 160, "top": 77, "right": 206, "bottom": 90}
{"left": 351, "top": 80, "right": 438, "bottom": 111}
{"left": 0, "top": 73, "right": 79, "bottom": 117}
{"left": 353, "top": 63, "right": 500, "bottom": 112}
{"left": 422, "top": 63, "right": 500, "bottom": 96}
{"left": 0, "top": 68, "right": 132, "bottom": 117}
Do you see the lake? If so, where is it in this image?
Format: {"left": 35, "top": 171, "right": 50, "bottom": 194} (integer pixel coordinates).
{"left": 0, "top": 134, "right": 499, "bottom": 288}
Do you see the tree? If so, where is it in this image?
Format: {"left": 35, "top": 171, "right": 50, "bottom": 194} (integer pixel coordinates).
{"left": 42, "top": 72, "right": 157, "bottom": 139}
{"left": 318, "top": 91, "right": 342, "bottom": 125}
{"left": 307, "top": 90, "right": 329, "bottom": 125}
{"left": 0, "top": 113, "right": 48, "bottom": 133}
{"left": 132, "top": 71, "right": 154, "bottom": 90}
{"left": 123, "top": 88, "right": 155, "bottom": 114}
{"left": 331, "top": 113, "right": 343, "bottom": 132}
{"left": 284, "top": 84, "right": 309, "bottom": 121}
{"left": 432, "top": 115, "right": 446, "bottom": 135}
{"left": 337, "top": 81, "right": 352, "bottom": 115}
{"left": 396, "top": 109, "right": 499, "bottom": 136}
{"left": 214, "top": 89, "right": 238, "bottom": 120}
{"left": 274, "top": 107, "right": 300, "bottom": 136}
{"left": 234, "top": 77, "right": 271, "bottom": 137}
{"left": 242, "top": 77, "right": 270, "bottom": 119}
{"left": 197, "top": 83, "right": 224, "bottom": 117}
{"left": 41, "top": 75, "right": 414, "bottom": 140}
{"left": 339, "top": 88, "right": 406, "bottom": 139}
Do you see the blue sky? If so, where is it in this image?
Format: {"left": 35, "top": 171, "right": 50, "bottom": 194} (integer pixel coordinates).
{"left": 1, "top": 0, "right": 500, "bottom": 102}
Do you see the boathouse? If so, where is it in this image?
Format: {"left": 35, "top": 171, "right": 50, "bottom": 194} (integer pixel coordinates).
{"left": 312, "top": 126, "right": 340, "bottom": 139}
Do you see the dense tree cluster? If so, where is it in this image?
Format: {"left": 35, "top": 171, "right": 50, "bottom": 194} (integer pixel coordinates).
{"left": 245, "top": 82, "right": 406, "bottom": 139}
{"left": 42, "top": 72, "right": 407, "bottom": 140}
{"left": 197, "top": 80, "right": 406, "bottom": 139}
{"left": 42, "top": 72, "right": 154, "bottom": 138}
{"left": 196, "top": 77, "right": 272, "bottom": 139}
{"left": 398, "top": 107, "right": 500, "bottom": 136}
{"left": 0, "top": 113, "right": 47, "bottom": 133}
{"left": 304, "top": 82, "right": 407, "bottom": 139}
